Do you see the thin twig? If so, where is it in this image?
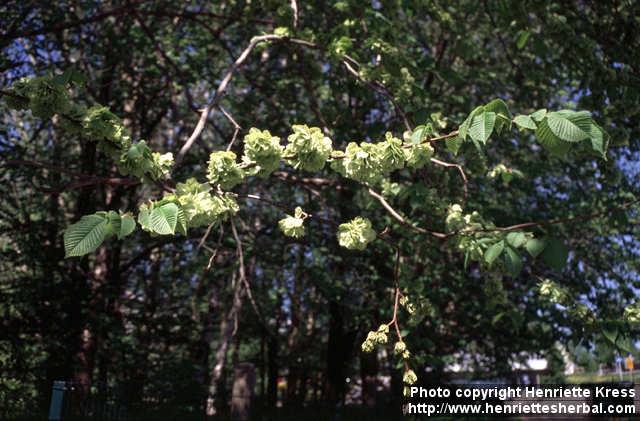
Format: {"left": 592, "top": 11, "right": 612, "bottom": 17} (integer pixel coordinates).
{"left": 367, "top": 187, "right": 447, "bottom": 238}
{"left": 340, "top": 59, "right": 412, "bottom": 132}
{"left": 430, "top": 157, "right": 468, "bottom": 202}
{"left": 176, "top": 34, "right": 285, "bottom": 164}
{"left": 219, "top": 106, "right": 241, "bottom": 151}
{"left": 205, "top": 225, "right": 226, "bottom": 271}
{"left": 197, "top": 222, "right": 217, "bottom": 250}
{"left": 384, "top": 248, "right": 409, "bottom": 370}
{"left": 3, "top": 159, "right": 85, "bottom": 177}
{"left": 230, "top": 218, "right": 264, "bottom": 324}
{"left": 290, "top": 0, "right": 299, "bottom": 28}
{"left": 39, "top": 177, "right": 140, "bottom": 194}
{"left": 467, "top": 198, "right": 640, "bottom": 235}
{"left": 175, "top": 35, "right": 415, "bottom": 163}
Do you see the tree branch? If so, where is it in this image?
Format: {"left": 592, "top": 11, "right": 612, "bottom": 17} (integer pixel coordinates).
{"left": 475, "top": 198, "right": 640, "bottom": 234}
{"left": 430, "top": 157, "right": 468, "bottom": 202}
{"left": 176, "top": 34, "right": 285, "bottom": 165}
{"left": 367, "top": 187, "right": 448, "bottom": 238}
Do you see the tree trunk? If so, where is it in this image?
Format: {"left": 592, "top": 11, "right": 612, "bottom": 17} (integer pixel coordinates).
{"left": 325, "top": 301, "right": 350, "bottom": 406}
{"left": 230, "top": 363, "right": 256, "bottom": 421}
{"left": 266, "top": 330, "right": 279, "bottom": 408}
{"left": 360, "top": 349, "right": 379, "bottom": 407}
{"left": 205, "top": 273, "right": 245, "bottom": 416}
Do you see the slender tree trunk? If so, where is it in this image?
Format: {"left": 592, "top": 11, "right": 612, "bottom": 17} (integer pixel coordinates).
{"left": 324, "top": 301, "right": 357, "bottom": 408}
{"left": 360, "top": 350, "right": 379, "bottom": 407}
{"left": 230, "top": 363, "right": 256, "bottom": 420}
{"left": 266, "top": 331, "right": 279, "bottom": 409}
{"left": 129, "top": 252, "right": 160, "bottom": 405}
{"left": 205, "top": 273, "right": 245, "bottom": 416}
{"left": 197, "top": 282, "right": 220, "bottom": 409}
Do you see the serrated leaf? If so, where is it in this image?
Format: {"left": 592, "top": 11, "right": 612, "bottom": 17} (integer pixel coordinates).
{"left": 530, "top": 109, "right": 547, "bottom": 122}
{"left": 468, "top": 111, "right": 496, "bottom": 144}
{"left": 485, "top": 99, "right": 512, "bottom": 134}
{"left": 513, "top": 115, "right": 537, "bottom": 130}
{"left": 410, "top": 125, "right": 427, "bottom": 144}
{"left": 175, "top": 205, "right": 188, "bottom": 236}
{"left": 138, "top": 207, "right": 151, "bottom": 231}
{"left": 546, "top": 111, "right": 591, "bottom": 143}
{"left": 458, "top": 106, "right": 484, "bottom": 141}
{"left": 104, "top": 210, "right": 121, "bottom": 237}
{"left": 484, "top": 99, "right": 512, "bottom": 119}
{"left": 484, "top": 241, "right": 505, "bottom": 265}
{"left": 118, "top": 214, "right": 136, "bottom": 239}
{"left": 506, "top": 232, "right": 527, "bottom": 248}
{"left": 542, "top": 237, "right": 568, "bottom": 271}
{"left": 525, "top": 238, "right": 546, "bottom": 257}
{"left": 149, "top": 203, "right": 179, "bottom": 235}
{"left": 64, "top": 214, "right": 108, "bottom": 257}
{"left": 588, "top": 122, "right": 609, "bottom": 160}
{"left": 535, "top": 117, "right": 572, "bottom": 156}
{"left": 602, "top": 328, "right": 618, "bottom": 345}
{"left": 504, "top": 246, "right": 523, "bottom": 276}
{"left": 445, "top": 135, "right": 462, "bottom": 155}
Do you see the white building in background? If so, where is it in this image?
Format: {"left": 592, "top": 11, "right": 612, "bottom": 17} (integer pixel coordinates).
{"left": 444, "top": 343, "right": 576, "bottom": 385}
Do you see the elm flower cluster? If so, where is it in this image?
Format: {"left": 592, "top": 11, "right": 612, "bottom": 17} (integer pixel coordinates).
{"left": 82, "top": 106, "right": 130, "bottom": 152}
{"left": 394, "top": 341, "right": 411, "bottom": 359}
{"left": 624, "top": 303, "right": 640, "bottom": 323}
{"left": 361, "top": 324, "right": 389, "bottom": 353}
{"left": 169, "top": 178, "right": 239, "bottom": 228}
{"left": 5, "top": 74, "right": 173, "bottom": 181}
{"left": 488, "top": 163, "right": 524, "bottom": 184}
{"left": 337, "top": 217, "right": 376, "bottom": 250}
{"left": 242, "top": 128, "right": 283, "bottom": 177}
{"left": 331, "top": 132, "right": 405, "bottom": 184}
{"left": 538, "top": 279, "right": 568, "bottom": 305}
{"left": 403, "top": 141, "right": 434, "bottom": 169}
{"left": 284, "top": 125, "right": 332, "bottom": 171}
{"left": 278, "top": 207, "right": 307, "bottom": 238}
{"left": 207, "top": 151, "right": 245, "bottom": 190}
{"left": 6, "top": 76, "right": 70, "bottom": 118}
{"left": 399, "top": 296, "right": 416, "bottom": 315}
{"left": 119, "top": 141, "right": 173, "bottom": 180}
{"left": 403, "top": 369, "right": 418, "bottom": 386}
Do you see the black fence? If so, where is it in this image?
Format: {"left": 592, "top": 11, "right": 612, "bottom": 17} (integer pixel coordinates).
{"left": 47, "top": 381, "right": 128, "bottom": 421}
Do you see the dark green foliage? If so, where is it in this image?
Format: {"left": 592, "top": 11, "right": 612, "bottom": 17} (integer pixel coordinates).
{"left": 0, "top": 0, "right": 638, "bottom": 418}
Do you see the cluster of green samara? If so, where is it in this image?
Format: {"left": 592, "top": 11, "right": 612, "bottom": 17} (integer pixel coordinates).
{"left": 5, "top": 73, "right": 609, "bottom": 272}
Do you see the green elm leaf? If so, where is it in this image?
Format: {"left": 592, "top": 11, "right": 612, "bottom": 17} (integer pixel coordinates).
{"left": 118, "top": 213, "right": 136, "bottom": 239}
{"left": 64, "top": 214, "right": 108, "bottom": 257}
{"left": 484, "top": 99, "right": 512, "bottom": 133}
{"left": 535, "top": 117, "right": 572, "bottom": 156}
{"left": 546, "top": 111, "right": 591, "bottom": 143}
{"left": 513, "top": 115, "right": 537, "bottom": 130}
{"left": 149, "top": 202, "right": 179, "bottom": 235}
{"left": 504, "top": 246, "right": 523, "bottom": 276}
{"left": 468, "top": 111, "right": 496, "bottom": 144}
{"left": 458, "top": 105, "right": 484, "bottom": 141}
{"left": 484, "top": 241, "right": 505, "bottom": 265}
{"left": 410, "top": 125, "right": 428, "bottom": 144}
{"left": 588, "top": 122, "right": 609, "bottom": 160}
{"left": 506, "top": 232, "right": 527, "bottom": 248}
{"left": 525, "top": 238, "right": 546, "bottom": 258}
{"left": 602, "top": 328, "right": 618, "bottom": 345}
{"left": 445, "top": 135, "right": 463, "bottom": 155}
{"left": 530, "top": 109, "right": 547, "bottom": 122}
